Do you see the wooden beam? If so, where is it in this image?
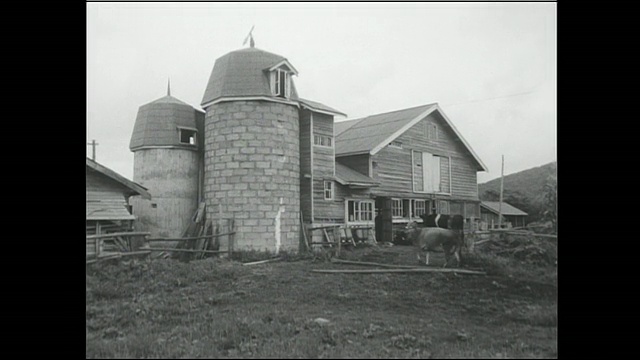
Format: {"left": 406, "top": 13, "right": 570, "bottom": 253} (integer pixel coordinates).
{"left": 147, "top": 248, "right": 229, "bottom": 254}
{"left": 242, "top": 258, "right": 282, "bottom": 266}
{"left": 86, "top": 232, "right": 150, "bottom": 240}
{"left": 330, "top": 258, "right": 419, "bottom": 269}
{"left": 146, "top": 232, "right": 236, "bottom": 242}
{"left": 311, "top": 268, "right": 486, "bottom": 275}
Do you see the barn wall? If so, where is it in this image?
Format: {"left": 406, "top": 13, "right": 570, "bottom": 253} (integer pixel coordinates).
{"left": 370, "top": 112, "right": 479, "bottom": 201}
{"left": 299, "top": 110, "right": 312, "bottom": 223}
{"left": 311, "top": 112, "right": 343, "bottom": 222}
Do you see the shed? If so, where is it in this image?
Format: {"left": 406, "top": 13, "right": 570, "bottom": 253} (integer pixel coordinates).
{"left": 480, "top": 201, "right": 528, "bottom": 229}
{"left": 86, "top": 157, "right": 151, "bottom": 235}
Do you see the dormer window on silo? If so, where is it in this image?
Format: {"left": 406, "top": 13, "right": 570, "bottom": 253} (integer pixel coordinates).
{"left": 178, "top": 127, "right": 198, "bottom": 146}
{"left": 267, "top": 60, "right": 298, "bottom": 99}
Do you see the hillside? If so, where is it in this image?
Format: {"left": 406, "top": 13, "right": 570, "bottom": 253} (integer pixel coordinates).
{"left": 478, "top": 161, "right": 557, "bottom": 222}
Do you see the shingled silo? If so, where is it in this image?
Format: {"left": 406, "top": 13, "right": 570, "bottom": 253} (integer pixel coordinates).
{"left": 201, "top": 47, "right": 301, "bottom": 253}
{"left": 129, "top": 89, "right": 204, "bottom": 238}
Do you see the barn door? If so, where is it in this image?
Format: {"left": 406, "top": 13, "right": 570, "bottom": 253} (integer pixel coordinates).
{"left": 375, "top": 197, "right": 393, "bottom": 243}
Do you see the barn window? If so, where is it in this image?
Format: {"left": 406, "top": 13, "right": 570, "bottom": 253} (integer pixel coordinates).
{"left": 178, "top": 127, "right": 197, "bottom": 145}
{"left": 314, "top": 135, "right": 333, "bottom": 147}
{"left": 412, "top": 150, "right": 450, "bottom": 194}
{"left": 427, "top": 124, "right": 438, "bottom": 140}
{"left": 389, "top": 141, "right": 403, "bottom": 149}
{"left": 413, "top": 200, "right": 426, "bottom": 217}
{"left": 347, "top": 200, "right": 374, "bottom": 222}
{"left": 438, "top": 200, "right": 450, "bottom": 215}
{"left": 403, "top": 199, "right": 411, "bottom": 218}
{"left": 324, "top": 181, "right": 333, "bottom": 200}
{"left": 391, "top": 198, "right": 403, "bottom": 217}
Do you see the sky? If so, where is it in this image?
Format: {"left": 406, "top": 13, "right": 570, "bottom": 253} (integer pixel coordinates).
{"left": 87, "top": 2, "right": 556, "bottom": 184}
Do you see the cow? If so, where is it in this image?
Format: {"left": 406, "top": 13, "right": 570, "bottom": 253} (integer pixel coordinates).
{"left": 420, "top": 213, "right": 464, "bottom": 231}
{"left": 405, "top": 222, "right": 463, "bottom": 268}
{"left": 419, "top": 213, "right": 465, "bottom": 265}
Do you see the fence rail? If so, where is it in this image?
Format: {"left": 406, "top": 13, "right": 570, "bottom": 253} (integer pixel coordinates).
{"left": 86, "top": 219, "right": 236, "bottom": 264}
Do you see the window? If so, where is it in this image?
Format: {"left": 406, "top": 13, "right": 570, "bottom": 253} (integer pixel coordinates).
{"left": 178, "top": 128, "right": 197, "bottom": 145}
{"left": 314, "top": 135, "right": 333, "bottom": 147}
{"left": 438, "top": 200, "right": 450, "bottom": 215}
{"left": 412, "top": 150, "right": 450, "bottom": 193}
{"left": 392, "top": 198, "right": 403, "bottom": 217}
{"left": 271, "top": 68, "right": 291, "bottom": 98}
{"left": 403, "top": 199, "right": 411, "bottom": 218}
{"left": 413, "top": 200, "right": 426, "bottom": 217}
{"left": 426, "top": 123, "right": 438, "bottom": 140}
{"left": 347, "top": 200, "right": 374, "bottom": 222}
{"left": 389, "top": 141, "right": 403, "bottom": 149}
{"left": 324, "top": 181, "right": 333, "bottom": 200}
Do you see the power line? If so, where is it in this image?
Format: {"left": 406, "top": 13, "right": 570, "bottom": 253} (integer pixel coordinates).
{"left": 442, "top": 88, "right": 538, "bottom": 108}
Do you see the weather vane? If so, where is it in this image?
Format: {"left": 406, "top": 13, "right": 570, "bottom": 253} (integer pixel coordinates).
{"left": 242, "top": 25, "right": 255, "bottom": 48}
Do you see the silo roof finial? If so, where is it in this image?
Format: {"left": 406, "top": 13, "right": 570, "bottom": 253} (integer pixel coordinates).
{"left": 242, "top": 25, "right": 255, "bottom": 48}
{"left": 167, "top": 78, "right": 171, "bottom": 96}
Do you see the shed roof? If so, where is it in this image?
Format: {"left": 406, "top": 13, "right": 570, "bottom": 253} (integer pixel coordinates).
{"left": 201, "top": 47, "right": 300, "bottom": 107}
{"left": 480, "top": 201, "right": 528, "bottom": 216}
{"left": 335, "top": 163, "right": 379, "bottom": 187}
{"left": 334, "top": 103, "right": 488, "bottom": 171}
{"left": 86, "top": 158, "right": 151, "bottom": 200}
{"left": 129, "top": 95, "right": 203, "bottom": 151}
{"left": 299, "top": 98, "right": 347, "bottom": 117}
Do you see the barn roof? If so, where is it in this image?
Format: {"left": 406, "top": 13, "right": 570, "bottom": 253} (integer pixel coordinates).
{"left": 480, "top": 201, "right": 528, "bottom": 216}
{"left": 129, "top": 94, "right": 204, "bottom": 151}
{"left": 299, "top": 98, "right": 347, "bottom": 117}
{"left": 201, "top": 47, "right": 300, "bottom": 107}
{"left": 334, "top": 103, "right": 488, "bottom": 172}
{"left": 86, "top": 158, "right": 151, "bottom": 200}
{"left": 335, "top": 163, "right": 379, "bottom": 187}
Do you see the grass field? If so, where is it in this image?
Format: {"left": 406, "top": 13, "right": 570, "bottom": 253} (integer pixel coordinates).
{"left": 86, "top": 245, "right": 557, "bottom": 358}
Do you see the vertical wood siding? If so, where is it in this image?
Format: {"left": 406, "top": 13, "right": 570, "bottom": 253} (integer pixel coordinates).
{"left": 299, "top": 110, "right": 313, "bottom": 222}
{"left": 311, "top": 112, "right": 343, "bottom": 221}
{"left": 371, "top": 112, "right": 479, "bottom": 200}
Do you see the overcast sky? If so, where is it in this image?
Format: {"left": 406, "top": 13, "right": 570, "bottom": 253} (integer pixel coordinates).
{"left": 87, "top": 2, "right": 556, "bottom": 184}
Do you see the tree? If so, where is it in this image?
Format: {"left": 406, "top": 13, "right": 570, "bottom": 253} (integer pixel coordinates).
{"left": 541, "top": 175, "right": 557, "bottom": 232}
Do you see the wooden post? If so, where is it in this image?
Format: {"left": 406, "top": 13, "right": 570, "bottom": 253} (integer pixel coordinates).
{"left": 95, "top": 222, "right": 101, "bottom": 257}
{"left": 336, "top": 226, "right": 341, "bottom": 257}
{"left": 87, "top": 139, "right": 99, "bottom": 161}
{"left": 498, "top": 155, "right": 504, "bottom": 229}
{"left": 228, "top": 219, "right": 235, "bottom": 258}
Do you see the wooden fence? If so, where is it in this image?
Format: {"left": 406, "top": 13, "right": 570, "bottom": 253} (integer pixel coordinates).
{"left": 86, "top": 219, "right": 236, "bottom": 264}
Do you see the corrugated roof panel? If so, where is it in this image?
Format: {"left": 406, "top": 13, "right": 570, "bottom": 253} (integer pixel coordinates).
{"left": 481, "top": 201, "right": 528, "bottom": 216}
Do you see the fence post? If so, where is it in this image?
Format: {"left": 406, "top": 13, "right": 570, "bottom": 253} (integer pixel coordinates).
{"left": 228, "top": 219, "right": 235, "bottom": 259}
{"left": 336, "top": 226, "right": 341, "bottom": 257}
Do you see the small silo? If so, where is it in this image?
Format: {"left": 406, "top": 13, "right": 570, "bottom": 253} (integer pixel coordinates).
{"left": 129, "top": 87, "right": 205, "bottom": 238}
{"left": 201, "top": 46, "right": 301, "bottom": 253}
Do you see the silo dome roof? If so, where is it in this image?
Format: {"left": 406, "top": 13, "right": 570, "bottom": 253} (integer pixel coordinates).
{"left": 129, "top": 95, "right": 204, "bottom": 151}
{"left": 201, "top": 47, "right": 299, "bottom": 107}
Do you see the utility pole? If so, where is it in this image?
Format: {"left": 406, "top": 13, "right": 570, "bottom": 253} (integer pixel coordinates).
{"left": 498, "top": 155, "right": 504, "bottom": 228}
{"left": 87, "top": 139, "right": 99, "bottom": 161}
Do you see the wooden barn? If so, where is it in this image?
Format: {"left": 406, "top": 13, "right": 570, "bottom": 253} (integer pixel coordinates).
{"left": 480, "top": 201, "right": 528, "bottom": 229}
{"left": 334, "top": 103, "right": 488, "bottom": 242}
{"left": 86, "top": 157, "right": 151, "bottom": 235}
